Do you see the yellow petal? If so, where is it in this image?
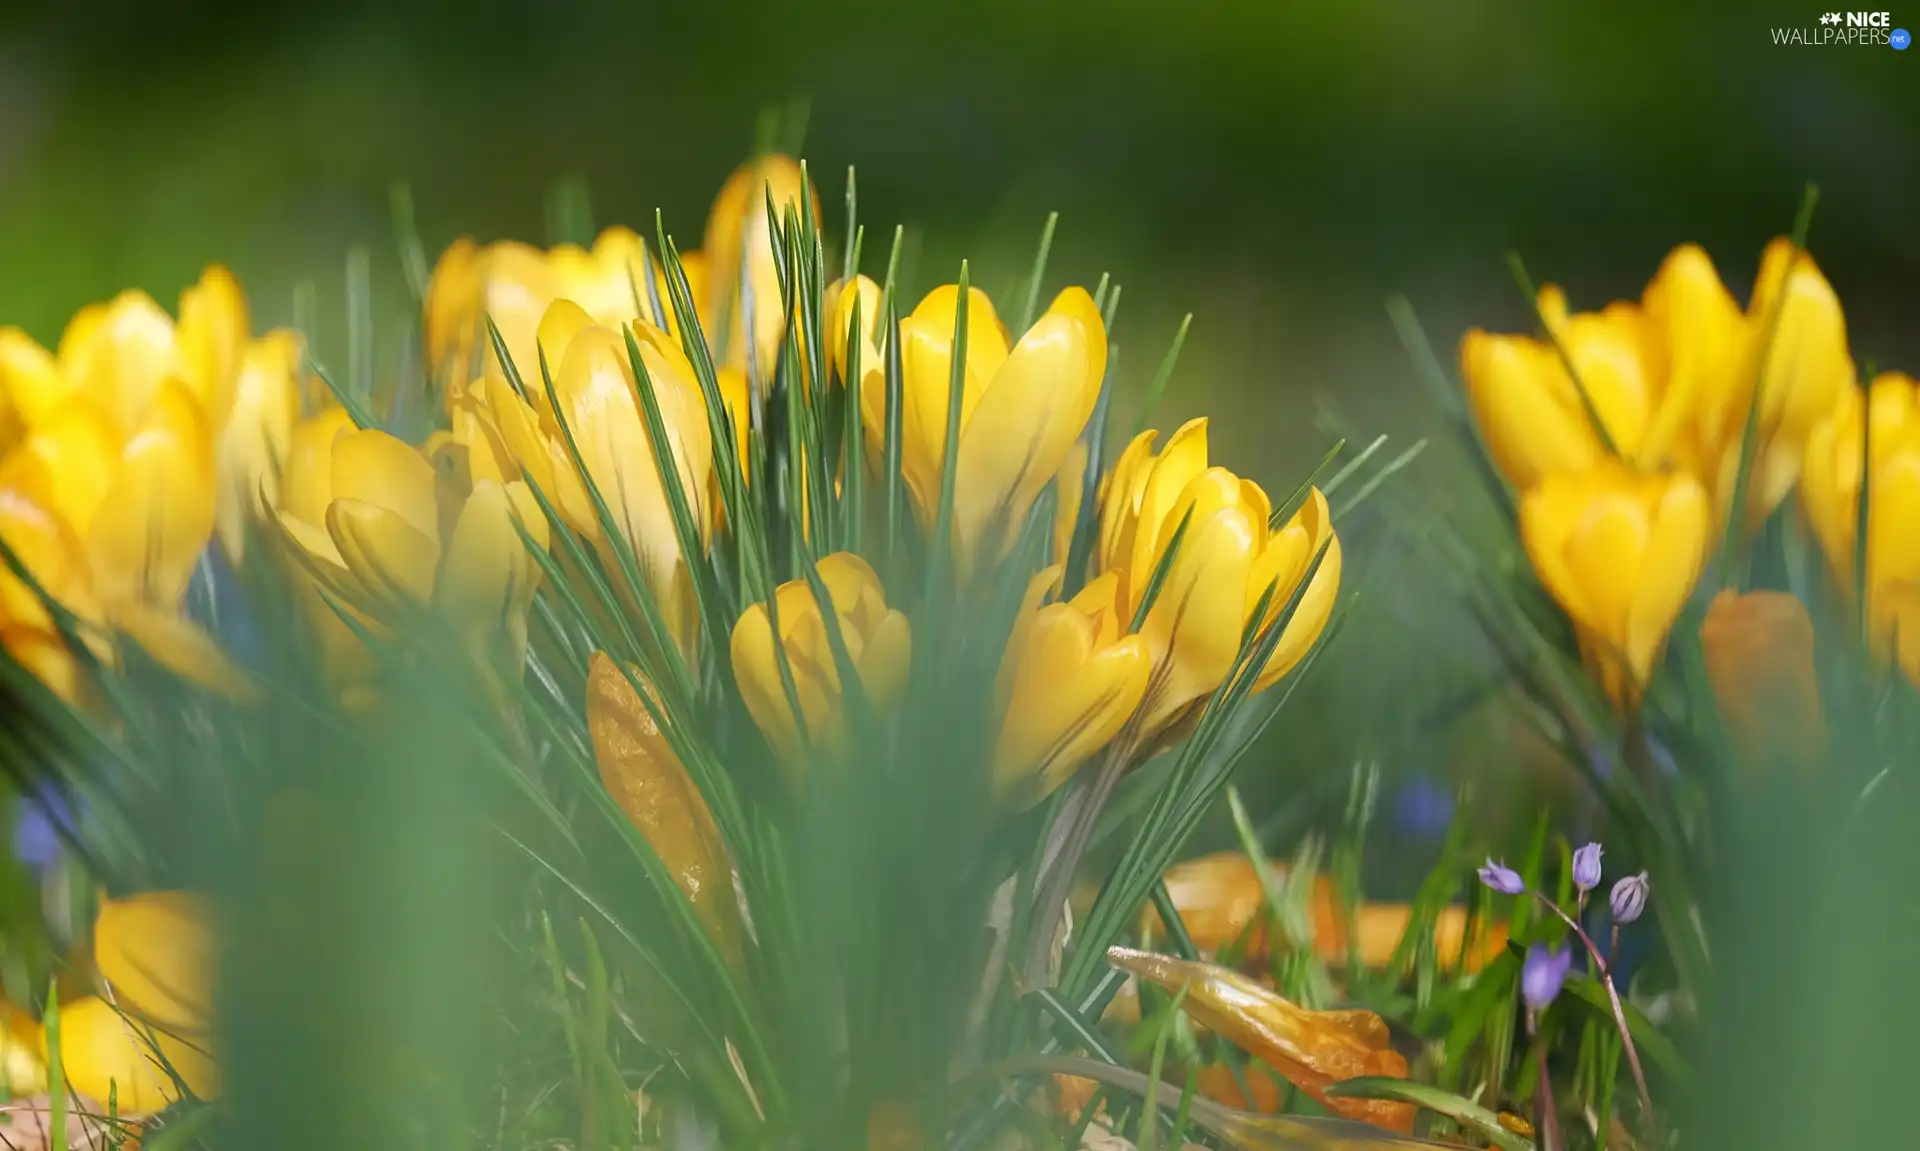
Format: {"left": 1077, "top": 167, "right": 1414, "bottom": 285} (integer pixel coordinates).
{"left": 93, "top": 891, "right": 215, "bottom": 1034}
{"left": 1139, "top": 472, "right": 1259, "bottom": 730}
{"left": 585, "top": 652, "right": 739, "bottom": 960}
{"left": 0, "top": 488, "right": 99, "bottom": 633}
{"left": 535, "top": 299, "right": 597, "bottom": 393}
{"left": 279, "top": 407, "right": 358, "bottom": 529}
{"left": 1459, "top": 330, "right": 1603, "bottom": 490}
{"left": 1251, "top": 489, "right": 1342, "bottom": 692}
{"left": 953, "top": 287, "right": 1106, "bottom": 572}
{"left": 994, "top": 609, "right": 1148, "bottom": 807}
{"left": 703, "top": 155, "right": 818, "bottom": 373}
{"left": 1624, "top": 475, "right": 1710, "bottom": 680}
{"left": 326, "top": 499, "right": 440, "bottom": 605}
{"left": 1, "top": 395, "right": 120, "bottom": 539}
{"left": 328, "top": 429, "right": 440, "bottom": 545}
{"left": 434, "top": 479, "right": 548, "bottom": 660}
{"left": 61, "top": 290, "right": 180, "bottom": 434}
{"left": 52, "top": 995, "right": 218, "bottom": 1112}
{"left": 424, "top": 236, "right": 481, "bottom": 381}
{"left": 216, "top": 330, "right": 303, "bottom": 561}
{"left": 554, "top": 324, "right": 707, "bottom": 602}
{"left": 0, "top": 328, "right": 72, "bottom": 446}
{"left": 87, "top": 381, "right": 216, "bottom": 611}
{"left": 1124, "top": 418, "right": 1212, "bottom": 597}
{"left": 176, "top": 265, "right": 251, "bottom": 427}
{"left": 892, "top": 285, "right": 1011, "bottom": 518}
{"left": 113, "top": 604, "right": 256, "bottom": 701}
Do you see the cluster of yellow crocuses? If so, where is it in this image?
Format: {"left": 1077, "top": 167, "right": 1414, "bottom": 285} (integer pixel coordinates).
{"left": 0, "top": 269, "right": 293, "bottom": 703}
{"left": 1463, "top": 239, "right": 1920, "bottom": 698}
{"left": 403, "top": 155, "right": 1341, "bottom": 810}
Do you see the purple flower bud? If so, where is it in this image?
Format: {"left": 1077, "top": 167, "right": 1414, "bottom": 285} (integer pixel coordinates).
{"left": 1522, "top": 944, "right": 1574, "bottom": 1010}
{"left": 1572, "top": 842, "right": 1604, "bottom": 893}
{"left": 1610, "top": 872, "right": 1650, "bottom": 924}
{"left": 1478, "top": 857, "right": 1525, "bottom": 895}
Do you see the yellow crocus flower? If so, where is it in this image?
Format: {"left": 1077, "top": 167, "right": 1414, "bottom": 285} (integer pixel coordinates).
{"left": 1096, "top": 418, "right": 1341, "bottom": 735}
{"left": 992, "top": 567, "right": 1149, "bottom": 808}
{"left": 1462, "top": 247, "right": 1738, "bottom": 492}
{"left": 730, "top": 552, "right": 911, "bottom": 774}
{"left": 539, "top": 303, "right": 715, "bottom": 651}
{"left": 703, "top": 154, "right": 818, "bottom": 376}
{"left": 858, "top": 284, "right": 1107, "bottom": 572}
{"left": 278, "top": 426, "right": 550, "bottom": 672}
{"left": 1801, "top": 372, "right": 1920, "bottom": 683}
{"left": 1519, "top": 461, "right": 1711, "bottom": 707}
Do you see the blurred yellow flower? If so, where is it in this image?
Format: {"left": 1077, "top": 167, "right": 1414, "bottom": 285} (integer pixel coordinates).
{"left": 425, "top": 228, "right": 712, "bottom": 392}
{"left": 585, "top": 652, "right": 741, "bottom": 961}
{"left": 1802, "top": 372, "right": 1920, "bottom": 684}
{"left": 1462, "top": 241, "right": 1852, "bottom": 528}
{"left": 1520, "top": 461, "right": 1711, "bottom": 707}
{"left": 858, "top": 284, "right": 1107, "bottom": 572}
{"left": 1096, "top": 419, "right": 1341, "bottom": 734}
{"left": 1700, "top": 589, "right": 1826, "bottom": 771}
{"left": 731, "top": 552, "right": 911, "bottom": 774}
{"left": 992, "top": 567, "right": 1150, "bottom": 807}
{"left": 1461, "top": 245, "right": 1739, "bottom": 492}
{"left": 51, "top": 891, "right": 221, "bottom": 1113}
{"left": 703, "top": 154, "right": 818, "bottom": 377}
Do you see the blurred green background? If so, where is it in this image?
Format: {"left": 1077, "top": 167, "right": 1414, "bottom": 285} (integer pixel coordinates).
{"left": 2, "top": 0, "right": 1914, "bottom": 851}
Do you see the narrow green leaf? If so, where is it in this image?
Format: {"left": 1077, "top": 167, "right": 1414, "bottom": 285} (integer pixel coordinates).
{"left": 1562, "top": 974, "right": 1691, "bottom": 1084}
{"left": 1323, "top": 1078, "right": 1536, "bottom": 1151}
{"left": 928, "top": 260, "right": 972, "bottom": 596}
{"left": 1016, "top": 212, "right": 1060, "bottom": 336}
{"left": 1131, "top": 313, "right": 1192, "bottom": 437}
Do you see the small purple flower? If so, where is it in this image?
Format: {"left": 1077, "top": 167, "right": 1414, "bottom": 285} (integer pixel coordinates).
{"left": 1478, "top": 857, "right": 1525, "bottom": 895}
{"left": 1610, "top": 872, "right": 1650, "bottom": 924}
{"left": 1522, "top": 944, "right": 1574, "bottom": 1010}
{"left": 13, "top": 788, "right": 70, "bottom": 872}
{"left": 1572, "top": 842, "right": 1604, "bottom": 893}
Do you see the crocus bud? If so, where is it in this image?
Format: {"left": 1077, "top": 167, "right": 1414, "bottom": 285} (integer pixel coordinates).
{"left": 1610, "top": 872, "right": 1650, "bottom": 924}
{"left": 1478, "top": 858, "right": 1525, "bottom": 895}
{"left": 1521, "top": 944, "right": 1573, "bottom": 1011}
{"left": 1572, "top": 842, "right": 1604, "bottom": 893}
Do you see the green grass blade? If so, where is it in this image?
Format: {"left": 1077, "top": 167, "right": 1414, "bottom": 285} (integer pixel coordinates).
{"left": 1131, "top": 313, "right": 1192, "bottom": 438}
{"left": 1016, "top": 212, "right": 1060, "bottom": 336}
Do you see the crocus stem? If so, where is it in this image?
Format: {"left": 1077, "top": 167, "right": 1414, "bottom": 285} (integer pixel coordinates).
{"left": 1530, "top": 893, "right": 1660, "bottom": 1145}
{"left": 1529, "top": 1011, "right": 1562, "bottom": 1151}
{"left": 1609, "top": 924, "right": 1620, "bottom": 973}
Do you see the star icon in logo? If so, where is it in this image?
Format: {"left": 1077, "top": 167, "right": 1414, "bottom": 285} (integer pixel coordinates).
{"left": 1821, "top": 11, "right": 1842, "bottom": 23}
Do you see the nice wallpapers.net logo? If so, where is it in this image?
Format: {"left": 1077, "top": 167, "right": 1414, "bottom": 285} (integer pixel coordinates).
{"left": 1773, "top": 11, "right": 1911, "bottom": 45}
